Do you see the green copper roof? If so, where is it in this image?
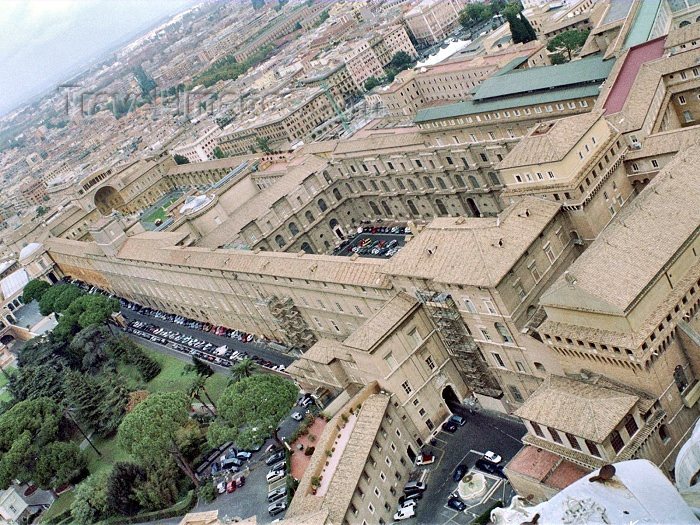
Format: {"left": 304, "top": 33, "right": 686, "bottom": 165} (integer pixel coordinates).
{"left": 415, "top": 55, "right": 615, "bottom": 123}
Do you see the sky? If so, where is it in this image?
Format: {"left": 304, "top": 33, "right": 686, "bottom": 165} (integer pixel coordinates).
{"left": 0, "top": 0, "right": 194, "bottom": 116}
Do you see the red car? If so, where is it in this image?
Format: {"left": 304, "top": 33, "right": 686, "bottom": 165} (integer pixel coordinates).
{"left": 227, "top": 480, "right": 236, "bottom": 493}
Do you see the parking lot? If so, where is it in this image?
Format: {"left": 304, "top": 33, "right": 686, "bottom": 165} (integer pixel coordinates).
{"left": 400, "top": 410, "right": 526, "bottom": 525}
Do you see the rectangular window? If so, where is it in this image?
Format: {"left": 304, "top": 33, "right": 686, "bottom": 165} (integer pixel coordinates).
{"left": 610, "top": 430, "right": 624, "bottom": 453}
{"left": 651, "top": 159, "right": 659, "bottom": 168}
{"left": 531, "top": 266, "right": 541, "bottom": 282}
{"left": 480, "top": 153, "right": 488, "bottom": 162}
{"left": 548, "top": 427, "right": 563, "bottom": 444}
{"left": 548, "top": 171, "right": 555, "bottom": 179}
{"left": 566, "top": 433, "right": 581, "bottom": 450}
{"left": 463, "top": 299, "right": 476, "bottom": 313}
{"left": 384, "top": 353, "right": 398, "bottom": 370}
{"left": 426, "top": 418, "right": 434, "bottom": 430}
{"left": 355, "top": 305, "right": 363, "bottom": 315}
{"left": 425, "top": 355, "right": 436, "bottom": 370}
{"left": 586, "top": 440, "right": 601, "bottom": 457}
{"left": 492, "top": 352, "right": 505, "bottom": 367}
{"left": 408, "top": 328, "right": 421, "bottom": 346}
{"left": 679, "top": 95, "right": 687, "bottom": 105}
{"left": 336, "top": 302, "right": 344, "bottom": 312}
{"left": 516, "top": 361, "right": 526, "bottom": 372}
{"left": 480, "top": 328, "right": 492, "bottom": 341}
{"left": 531, "top": 421, "right": 544, "bottom": 437}
{"left": 446, "top": 156, "right": 454, "bottom": 165}
{"left": 483, "top": 299, "right": 496, "bottom": 314}
{"left": 401, "top": 380, "right": 412, "bottom": 395}
{"left": 419, "top": 407, "right": 426, "bottom": 417}
{"left": 509, "top": 385, "right": 524, "bottom": 403}
{"left": 544, "top": 245, "right": 555, "bottom": 263}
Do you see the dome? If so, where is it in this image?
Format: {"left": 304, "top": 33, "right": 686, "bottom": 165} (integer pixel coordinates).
{"left": 179, "top": 194, "right": 212, "bottom": 215}
{"left": 19, "top": 242, "right": 43, "bottom": 262}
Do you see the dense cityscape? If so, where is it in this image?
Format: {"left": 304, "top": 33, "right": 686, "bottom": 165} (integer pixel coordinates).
{"left": 0, "top": 0, "right": 699, "bottom": 524}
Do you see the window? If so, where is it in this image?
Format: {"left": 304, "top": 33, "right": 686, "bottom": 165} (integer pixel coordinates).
{"left": 548, "top": 427, "right": 563, "bottom": 444}
{"left": 544, "top": 245, "right": 555, "bottom": 263}
{"left": 495, "top": 322, "right": 513, "bottom": 343}
{"left": 509, "top": 385, "right": 524, "bottom": 403}
{"left": 534, "top": 362, "right": 546, "bottom": 372}
{"left": 651, "top": 159, "right": 659, "bottom": 168}
{"left": 425, "top": 355, "right": 436, "bottom": 370}
{"left": 531, "top": 421, "right": 544, "bottom": 437}
{"left": 384, "top": 353, "right": 398, "bottom": 370}
{"left": 516, "top": 361, "right": 526, "bottom": 372}
{"left": 415, "top": 159, "right": 423, "bottom": 168}
{"left": 480, "top": 328, "right": 492, "bottom": 341}
{"left": 675, "top": 365, "right": 689, "bottom": 393}
{"left": 585, "top": 440, "right": 601, "bottom": 457}
{"left": 464, "top": 299, "right": 476, "bottom": 313}
{"left": 483, "top": 299, "right": 496, "bottom": 314}
{"left": 566, "top": 433, "right": 581, "bottom": 450}
{"left": 408, "top": 328, "right": 421, "bottom": 346}
{"left": 426, "top": 418, "right": 434, "bottom": 430}
{"left": 679, "top": 95, "right": 687, "bottom": 105}
{"left": 479, "top": 153, "right": 488, "bottom": 163}
{"left": 659, "top": 424, "right": 670, "bottom": 443}
{"left": 385, "top": 457, "right": 391, "bottom": 466}
{"left": 531, "top": 265, "right": 541, "bottom": 282}
{"left": 610, "top": 430, "right": 624, "bottom": 454}
{"left": 387, "top": 162, "right": 395, "bottom": 170}
{"left": 355, "top": 305, "right": 363, "bottom": 315}
{"left": 632, "top": 163, "right": 639, "bottom": 172}
{"left": 407, "top": 179, "right": 417, "bottom": 191}
{"left": 318, "top": 199, "right": 328, "bottom": 212}
{"left": 548, "top": 171, "right": 555, "bottom": 179}
{"left": 419, "top": 408, "right": 426, "bottom": 417}
{"left": 446, "top": 156, "right": 454, "bottom": 165}
{"left": 401, "top": 380, "right": 412, "bottom": 395}
{"left": 624, "top": 414, "right": 638, "bottom": 437}
{"left": 489, "top": 172, "right": 501, "bottom": 186}
{"left": 396, "top": 179, "right": 405, "bottom": 190}
{"left": 424, "top": 177, "right": 434, "bottom": 189}
{"left": 492, "top": 352, "right": 505, "bottom": 367}
{"left": 380, "top": 471, "right": 386, "bottom": 482}
{"left": 368, "top": 503, "right": 375, "bottom": 514}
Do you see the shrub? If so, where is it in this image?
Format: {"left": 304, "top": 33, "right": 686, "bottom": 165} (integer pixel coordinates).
{"left": 197, "top": 482, "right": 217, "bottom": 503}
{"left": 304, "top": 446, "right": 315, "bottom": 456}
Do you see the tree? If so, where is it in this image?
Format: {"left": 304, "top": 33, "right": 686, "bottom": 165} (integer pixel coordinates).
{"left": 213, "top": 146, "right": 226, "bottom": 159}
{"left": 459, "top": 2, "right": 489, "bottom": 27}
{"left": 209, "top": 374, "right": 297, "bottom": 450}
{"left": 71, "top": 471, "right": 111, "bottom": 525}
{"left": 0, "top": 398, "right": 62, "bottom": 488}
{"left": 389, "top": 51, "right": 412, "bottom": 72}
{"left": 34, "top": 441, "right": 86, "bottom": 490}
{"left": 185, "top": 356, "right": 214, "bottom": 379}
{"left": 547, "top": 29, "right": 590, "bottom": 61}
{"left": 106, "top": 462, "right": 147, "bottom": 516}
{"left": 133, "top": 461, "right": 179, "bottom": 511}
{"left": 255, "top": 136, "right": 271, "bottom": 153}
{"left": 229, "top": 357, "right": 258, "bottom": 384}
{"left": 505, "top": 10, "right": 536, "bottom": 44}
{"left": 187, "top": 375, "right": 216, "bottom": 417}
{"left": 52, "top": 285, "right": 85, "bottom": 313}
{"left": 38, "top": 284, "right": 69, "bottom": 315}
{"left": 22, "top": 279, "right": 50, "bottom": 304}
{"left": 118, "top": 392, "right": 199, "bottom": 486}
{"left": 364, "top": 76, "right": 380, "bottom": 92}
{"left": 550, "top": 52, "right": 566, "bottom": 65}
{"left": 63, "top": 294, "right": 119, "bottom": 329}
{"left": 173, "top": 154, "right": 190, "bottom": 165}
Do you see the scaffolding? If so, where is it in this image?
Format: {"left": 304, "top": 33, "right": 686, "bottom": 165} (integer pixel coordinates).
{"left": 417, "top": 290, "right": 502, "bottom": 398}
{"left": 267, "top": 294, "right": 317, "bottom": 351}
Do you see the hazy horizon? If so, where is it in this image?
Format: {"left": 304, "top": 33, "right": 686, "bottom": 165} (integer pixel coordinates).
{"left": 0, "top": 0, "right": 195, "bottom": 117}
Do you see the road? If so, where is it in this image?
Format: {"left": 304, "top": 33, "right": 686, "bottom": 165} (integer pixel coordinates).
{"left": 410, "top": 410, "right": 526, "bottom": 525}
{"left": 120, "top": 309, "right": 295, "bottom": 369}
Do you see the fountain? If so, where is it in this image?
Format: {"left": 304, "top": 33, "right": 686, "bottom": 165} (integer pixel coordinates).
{"left": 457, "top": 472, "right": 487, "bottom": 501}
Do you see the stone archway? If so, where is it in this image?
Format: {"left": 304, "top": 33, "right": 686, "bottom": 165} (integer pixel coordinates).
{"left": 0, "top": 334, "right": 15, "bottom": 346}
{"left": 442, "top": 385, "right": 461, "bottom": 413}
{"left": 94, "top": 185, "right": 126, "bottom": 215}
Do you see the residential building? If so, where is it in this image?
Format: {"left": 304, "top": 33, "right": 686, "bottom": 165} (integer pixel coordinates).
{"left": 403, "top": 0, "right": 465, "bottom": 46}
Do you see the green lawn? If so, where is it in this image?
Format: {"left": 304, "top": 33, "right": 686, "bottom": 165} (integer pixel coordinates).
{"left": 142, "top": 347, "right": 228, "bottom": 402}
{"left": 143, "top": 197, "right": 179, "bottom": 224}
{"left": 41, "top": 490, "right": 75, "bottom": 523}
{"left": 85, "top": 434, "right": 133, "bottom": 478}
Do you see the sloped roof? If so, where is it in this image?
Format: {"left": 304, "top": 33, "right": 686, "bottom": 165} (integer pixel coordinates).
{"left": 382, "top": 197, "right": 561, "bottom": 287}
{"left": 541, "top": 142, "right": 700, "bottom": 314}
{"left": 0, "top": 269, "right": 29, "bottom": 301}
{"left": 514, "top": 375, "right": 637, "bottom": 442}
{"left": 343, "top": 292, "right": 418, "bottom": 352}
{"left": 19, "top": 243, "right": 42, "bottom": 262}
{"left": 497, "top": 111, "right": 604, "bottom": 170}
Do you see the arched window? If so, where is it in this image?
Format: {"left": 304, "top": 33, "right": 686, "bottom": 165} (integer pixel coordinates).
{"left": 289, "top": 222, "right": 299, "bottom": 236}
{"left": 534, "top": 362, "right": 546, "bottom": 372}
{"left": 305, "top": 210, "right": 315, "bottom": 223}
{"left": 322, "top": 170, "right": 333, "bottom": 184}
{"left": 301, "top": 242, "right": 313, "bottom": 254}
{"left": 680, "top": 20, "right": 691, "bottom": 27}
{"left": 424, "top": 177, "right": 435, "bottom": 189}
{"left": 275, "top": 235, "right": 285, "bottom": 248}
{"left": 381, "top": 201, "right": 392, "bottom": 216}
{"left": 358, "top": 180, "right": 367, "bottom": 191}
{"left": 407, "top": 179, "right": 417, "bottom": 191}
{"left": 659, "top": 424, "right": 670, "bottom": 443}
{"left": 318, "top": 199, "right": 328, "bottom": 212}
{"left": 407, "top": 200, "right": 419, "bottom": 215}
{"left": 489, "top": 172, "right": 501, "bottom": 186}
{"left": 333, "top": 188, "right": 342, "bottom": 200}
{"left": 495, "top": 322, "right": 513, "bottom": 343}
{"left": 674, "top": 365, "right": 689, "bottom": 393}
{"left": 437, "top": 177, "right": 447, "bottom": 189}
{"left": 396, "top": 179, "right": 405, "bottom": 190}
{"left": 435, "top": 199, "right": 448, "bottom": 216}
{"left": 468, "top": 175, "right": 480, "bottom": 189}
{"left": 345, "top": 182, "right": 353, "bottom": 194}
{"left": 466, "top": 198, "right": 480, "bottom": 217}
{"left": 369, "top": 201, "right": 381, "bottom": 215}
{"left": 455, "top": 174, "right": 465, "bottom": 187}
{"left": 370, "top": 180, "right": 379, "bottom": 191}
{"left": 381, "top": 181, "right": 390, "bottom": 192}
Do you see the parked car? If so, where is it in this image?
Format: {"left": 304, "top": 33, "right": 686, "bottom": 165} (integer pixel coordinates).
{"left": 399, "top": 499, "right": 417, "bottom": 510}
{"left": 266, "top": 469, "right": 285, "bottom": 483}
{"left": 394, "top": 506, "right": 416, "bottom": 521}
{"left": 474, "top": 459, "right": 507, "bottom": 478}
{"left": 236, "top": 475, "right": 246, "bottom": 487}
{"left": 442, "top": 421, "right": 458, "bottom": 433}
{"left": 268, "top": 486, "right": 287, "bottom": 502}
{"left": 268, "top": 501, "right": 287, "bottom": 516}
{"left": 483, "top": 451, "right": 502, "bottom": 464}
{"left": 236, "top": 451, "right": 253, "bottom": 460}
{"left": 216, "top": 481, "right": 226, "bottom": 494}
{"left": 291, "top": 411, "right": 304, "bottom": 421}
{"left": 226, "top": 480, "right": 236, "bottom": 493}
{"left": 449, "top": 414, "right": 467, "bottom": 426}
{"left": 266, "top": 451, "right": 286, "bottom": 466}
{"left": 447, "top": 497, "right": 467, "bottom": 511}
{"left": 404, "top": 481, "right": 426, "bottom": 494}
{"left": 415, "top": 452, "right": 435, "bottom": 466}
{"left": 453, "top": 464, "right": 468, "bottom": 482}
